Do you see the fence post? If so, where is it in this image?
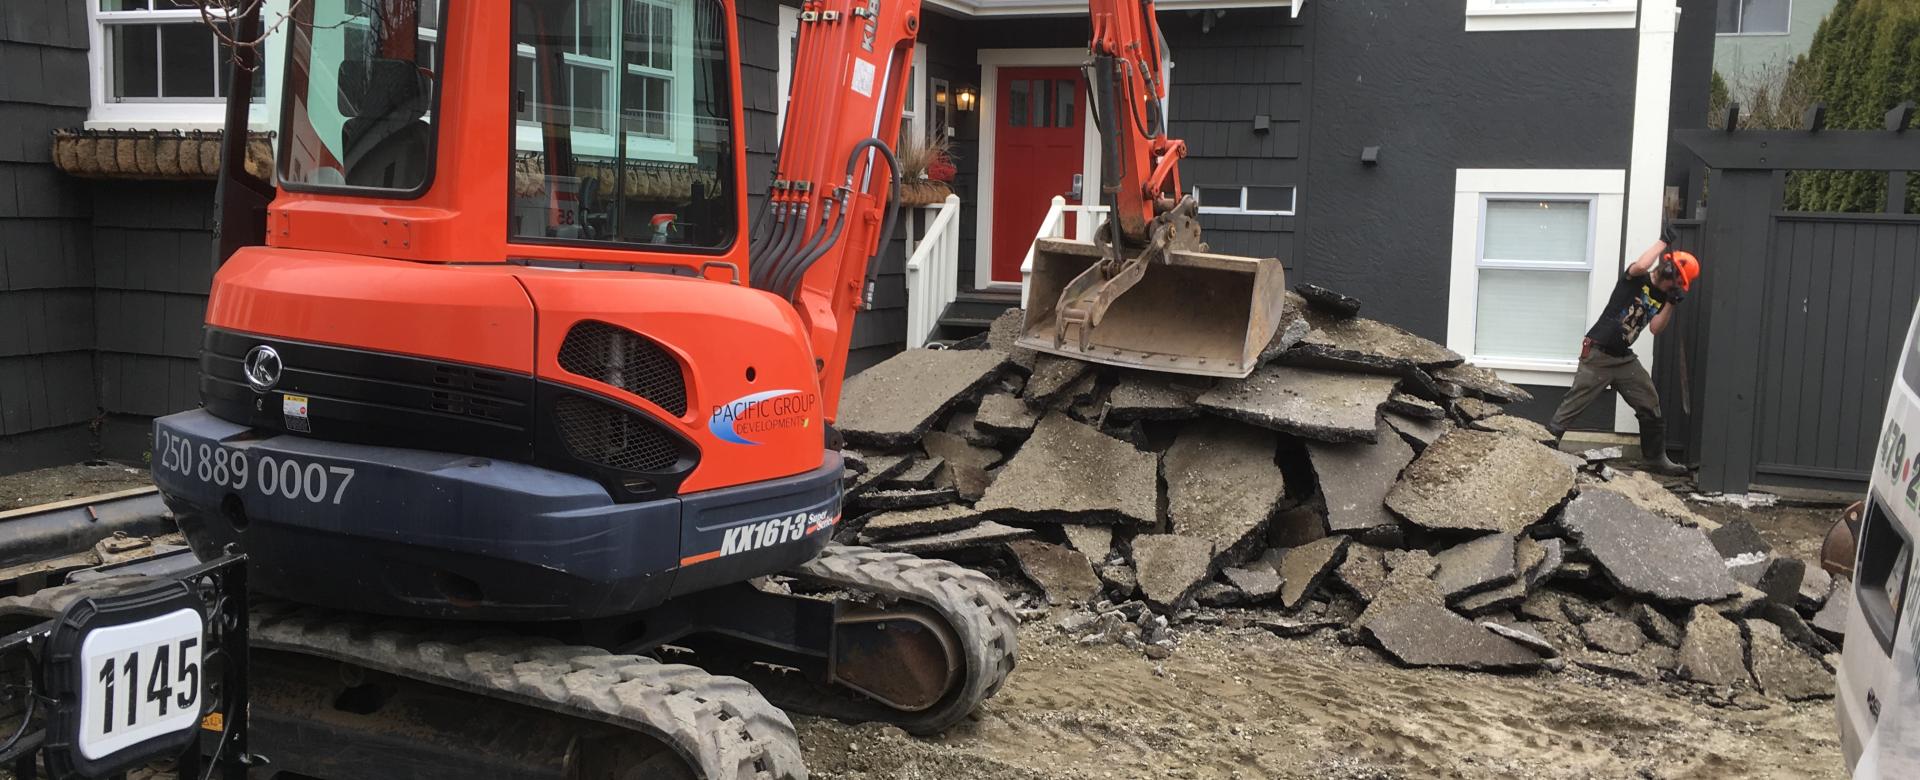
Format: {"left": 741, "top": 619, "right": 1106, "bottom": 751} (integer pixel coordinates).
{"left": 1694, "top": 168, "right": 1778, "bottom": 493}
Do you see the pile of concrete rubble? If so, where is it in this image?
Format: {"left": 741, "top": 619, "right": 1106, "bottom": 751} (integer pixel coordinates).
{"left": 833, "top": 287, "right": 1841, "bottom": 700}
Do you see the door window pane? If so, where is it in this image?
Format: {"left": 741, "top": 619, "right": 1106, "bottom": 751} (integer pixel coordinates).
{"left": 1483, "top": 200, "right": 1590, "bottom": 264}
{"left": 1475, "top": 269, "right": 1589, "bottom": 360}
{"left": 1009, "top": 79, "right": 1028, "bottom": 127}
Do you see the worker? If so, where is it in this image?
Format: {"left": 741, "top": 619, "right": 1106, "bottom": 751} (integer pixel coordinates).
{"left": 1547, "top": 228, "right": 1701, "bottom": 477}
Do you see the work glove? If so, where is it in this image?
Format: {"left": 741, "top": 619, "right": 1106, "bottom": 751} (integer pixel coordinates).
{"left": 1659, "top": 222, "right": 1677, "bottom": 246}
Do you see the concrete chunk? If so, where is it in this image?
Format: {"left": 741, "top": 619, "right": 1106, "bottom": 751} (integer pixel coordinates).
{"left": 1432, "top": 533, "right": 1519, "bottom": 600}
{"left": 869, "top": 521, "right": 1034, "bottom": 554}
{"left": 1107, "top": 372, "right": 1205, "bottom": 421}
{"left": 1677, "top": 605, "right": 1749, "bottom": 687}
{"left": 839, "top": 348, "right": 1007, "bottom": 448}
{"left": 1197, "top": 364, "right": 1399, "bottom": 443}
{"left": 973, "top": 393, "right": 1040, "bottom": 443}
{"left": 1470, "top": 414, "right": 1557, "bottom": 445}
{"left": 1023, "top": 354, "right": 1093, "bottom": 408}
{"left": 1164, "top": 420, "right": 1286, "bottom": 564}
{"left": 1007, "top": 540, "right": 1104, "bottom": 605}
{"left": 975, "top": 414, "right": 1157, "bottom": 525}
{"left": 1386, "top": 429, "right": 1575, "bottom": 534}
{"left": 1222, "top": 565, "right": 1283, "bottom": 602}
{"left": 1335, "top": 543, "right": 1389, "bottom": 603}
{"left": 921, "top": 431, "right": 1001, "bottom": 502}
{"left": 1307, "top": 425, "right": 1415, "bottom": 534}
{"left": 858, "top": 504, "right": 981, "bottom": 541}
{"left": 1433, "top": 363, "right": 1533, "bottom": 404}
{"left": 1291, "top": 317, "right": 1464, "bottom": 374}
{"left": 1363, "top": 604, "right": 1544, "bottom": 671}
{"left": 1061, "top": 524, "right": 1114, "bottom": 560}
{"left": 1745, "top": 620, "right": 1832, "bottom": 701}
{"left": 1272, "top": 536, "right": 1350, "bottom": 610}
{"left": 1559, "top": 489, "right": 1741, "bottom": 604}
{"left": 1132, "top": 534, "right": 1217, "bottom": 612}
{"left": 1580, "top": 614, "right": 1648, "bottom": 655}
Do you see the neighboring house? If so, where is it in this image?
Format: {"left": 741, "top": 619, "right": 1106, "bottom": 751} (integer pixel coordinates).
{"left": 0, "top": 0, "right": 1714, "bottom": 473}
{"left": 1712, "top": 0, "right": 1834, "bottom": 95}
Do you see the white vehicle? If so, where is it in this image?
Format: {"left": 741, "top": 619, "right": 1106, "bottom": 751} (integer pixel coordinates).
{"left": 1839, "top": 302, "right": 1920, "bottom": 773}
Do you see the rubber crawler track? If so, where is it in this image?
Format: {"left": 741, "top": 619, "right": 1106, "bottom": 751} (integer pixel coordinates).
{"left": 774, "top": 544, "right": 1019, "bottom": 734}
{"left": 1, "top": 581, "right": 807, "bottom": 780}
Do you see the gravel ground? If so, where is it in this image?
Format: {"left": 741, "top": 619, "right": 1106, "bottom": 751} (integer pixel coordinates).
{"left": 0, "top": 461, "right": 151, "bottom": 509}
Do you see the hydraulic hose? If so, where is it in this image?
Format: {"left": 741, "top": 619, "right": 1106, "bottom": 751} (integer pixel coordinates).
{"left": 772, "top": 194, "right": 845, "bottom": 297}
{"left": 777, "top": 138, "right": 900, "bottom": 302}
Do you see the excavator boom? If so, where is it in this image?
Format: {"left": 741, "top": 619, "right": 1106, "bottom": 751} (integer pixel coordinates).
{"left": 1017, "top": 0, "right": 1285, "bottom": 378}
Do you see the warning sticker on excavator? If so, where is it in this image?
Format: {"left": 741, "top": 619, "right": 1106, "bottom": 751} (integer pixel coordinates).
{"left": 851, "top": 58, "right": 876, "bottom": 98}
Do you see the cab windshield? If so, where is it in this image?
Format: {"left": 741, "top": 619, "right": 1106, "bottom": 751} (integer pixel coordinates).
{"left": 280, "top": 0, "right": 442, "bottom": 193}
{"left": 509, "top": 0, "right": 738, "bottom": 249}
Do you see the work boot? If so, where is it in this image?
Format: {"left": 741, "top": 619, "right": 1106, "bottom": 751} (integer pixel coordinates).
{"left": 1638, "top": 417, "right": 1688, "bottom": 477}
{"left": 1547, "top": 423, "right": 1566, "bottom": 448}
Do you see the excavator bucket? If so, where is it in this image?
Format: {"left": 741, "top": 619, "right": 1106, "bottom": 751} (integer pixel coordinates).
{"left": 1017, "top": 237, "right": 1286, "bottom": 379}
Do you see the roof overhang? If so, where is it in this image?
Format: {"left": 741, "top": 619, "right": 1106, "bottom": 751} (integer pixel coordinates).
{"left": 925, "top": 0, "right": 1299, "bottom": 19}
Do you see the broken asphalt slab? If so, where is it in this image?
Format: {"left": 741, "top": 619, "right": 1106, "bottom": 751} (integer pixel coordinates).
{"left": 1385, "top": 429, "right": 1575, "bottom": 534}
{"left": 1557, "top": 489, "right": 1741, "bottom": 604}
{"left": 1061, "top": 524, "right": 1114, "bottom": 560}
{"left": 857, "top": 504, "right": 982, "bottom": 541}
{"left": 855, "top": 486, "right": 961, "bottom": 511}
{"left": 986, "top": 308, "right": 1039, "bottom": 370}
{"left": 1432, "top": 363, "right": 1533, "bottom": 404}
{"left": 921, "top": 431, "right": 1001, "bottom": 502}
{"left": 1197, "top": 364, "right": 1399, "bottom": 444}
{"left": 975, "top": 413, "right": 1157, "bottom": 525}
{"left": 1287, "top": 317, "right": 1464, "bottom": 376}
{"left": 1745, "top": 620, "right": 1832, "bottom": 701}
{"left": 1107, "top": 372, "right": 1205, "bottom": 421}
{"left": 1676, "top": 604, "right": 1750, "bottom": 687}
{"left": 1023, "top": 354, "right": 1094, "bottom": 408}
{"left": 1431, "top": 533, "right": 1519, "bottom": 601}
{"left": 1469, "top": 414, "right": 1557, "bottom": 445}
{"left": 1579, "top": 614, "right": 1648, "bottom": 655}
{"left": 1362, "top": 603, "right": 1545, "bottom": 672}
{"left": 1452, "top": 397, "right": 1503, "bottom": 421}
{"left": 1164, "top": 419, "right": 1286, "bottom": 565}
{"left": 1222, "top": 565, "right": 1283, "bottom": 602}
{"left": 1293, "top": 283, "right": 1361, "bottom": 319}
{"left": 1335, "top": 543, "right": 1389, "bottom": 603}
{"left": 1798, "top": 566, "right": 1834, "bottom": 612}
{"left": 974, "top": 392, "right": 1039, "bottom": 442}
{"left": 1007, "top": 540, "right": 1104, "bottom": 605}
{"left": 1811, "top": 579, "right": 1851, "bottom": 640}
{"left": 868, "top": 521, "right": 1034, "bottom": 555}
{"left": 1131, "top": 534, "right": 1217, "bottom": 612}
{"left": 1586, "top": 469, "right": 1714, "bottom": 528}
{"left": 1383, "top": 392, "right": 1446, "bottom": 420}
{"left": 1307, "top": 424, "right": 1415, "bottom": 534}
{"left": 1384, "top": 412, "right": 1449, "bottom": 452}
{"left": 1273, "top": 536, "right": 1350, "bottom": 610}
{"left": 838, "top": 348, "right": 1008, "bottom": 448}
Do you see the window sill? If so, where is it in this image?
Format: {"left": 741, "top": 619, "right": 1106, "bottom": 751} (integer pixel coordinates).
{"left": 1465, "top": 3, "right": 1637, "bottom": 32}
{"left": 86, "top": 103, "right": 269, "bottom": 133}
{"left": 1715, "top": 31, "right": 1792, "bottom": 37}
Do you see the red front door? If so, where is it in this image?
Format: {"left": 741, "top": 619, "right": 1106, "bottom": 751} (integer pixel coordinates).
{"left": 991, "top": 68, "right": 1085, "bottom": 284}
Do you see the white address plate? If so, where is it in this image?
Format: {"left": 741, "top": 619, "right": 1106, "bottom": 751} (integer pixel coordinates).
{"left": 79, "top": 608, "right": 205, "bottom": 760}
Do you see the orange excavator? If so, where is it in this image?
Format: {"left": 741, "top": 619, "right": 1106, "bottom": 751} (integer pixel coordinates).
{"left": 4, "top": 0, "right": 1278, "bottom": 776}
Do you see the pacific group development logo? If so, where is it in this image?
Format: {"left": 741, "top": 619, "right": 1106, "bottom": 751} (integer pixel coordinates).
{"left": 707, "top": 389, "right": 815, "bottom": 445}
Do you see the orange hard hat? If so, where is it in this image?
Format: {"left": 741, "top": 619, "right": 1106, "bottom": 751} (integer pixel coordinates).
{"left": 1664, "top": 250, "right": 1700, "bottom": 291}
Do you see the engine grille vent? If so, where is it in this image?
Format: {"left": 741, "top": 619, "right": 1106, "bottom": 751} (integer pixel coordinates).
{"left": 557, "top": 321, "right": 688, "bottom": 417}
{"left": 554, "top": 395, "right": 682, "bottom": 473}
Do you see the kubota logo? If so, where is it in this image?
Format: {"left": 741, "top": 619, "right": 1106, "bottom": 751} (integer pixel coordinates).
{"left": 707, "top": 389, "right": 814, "bottom": 445}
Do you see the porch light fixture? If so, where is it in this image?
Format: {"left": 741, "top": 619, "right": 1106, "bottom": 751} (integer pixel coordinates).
{"left": 955, "top": 86, "right": 978, "bottom": 112}
{"left": 934, "top": 82, "right": 950, "bottom": 106}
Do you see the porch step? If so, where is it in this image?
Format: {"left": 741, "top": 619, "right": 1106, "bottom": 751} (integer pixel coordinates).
{"left": 936, "top": 291, "right": 1022, "bottom": 336}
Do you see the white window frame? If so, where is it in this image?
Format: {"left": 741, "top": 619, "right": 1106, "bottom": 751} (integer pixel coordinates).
{"left": 1716, "top": 0, "right": 1792, "bottom": 36}
{"left": 87, "top": 1, "right": 281, "bottom": 130}
{"left": 1464, "top": 0, "right": 1638, "bottom": 32}
{"left": 512, "top": 0, "right": 697, "bottom": 163}
{"left": 1193, "top": 185, "right": 1295, "bottom": 216}
{"left": 1447, "top": 169, "right": 1625, "bottom": 388}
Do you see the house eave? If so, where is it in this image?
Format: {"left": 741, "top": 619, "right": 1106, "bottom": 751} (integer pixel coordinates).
{"left": 927, "top": 0, "right": 1298, "bottom": 18}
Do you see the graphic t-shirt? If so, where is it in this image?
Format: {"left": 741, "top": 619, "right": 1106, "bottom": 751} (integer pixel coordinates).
{"left": 1585, "top": 271, "right": 1670, "bottom": 356}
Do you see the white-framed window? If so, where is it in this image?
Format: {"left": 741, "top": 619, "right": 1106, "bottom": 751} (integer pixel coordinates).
{"left": 513, "top": 0, "right": 696, "bottom": 162}
{"left": 1447, "top": 169, "right": 1625, "bottom": 387}
{"left": 1464, "top": 0, "right": 1638, "bottom": 32}
{"left": 1717, "top": 0, "right": 1790, "bottom": 35}
{"left": 1194, "top": 185, "right": 1295, "bottom": 216}
{"left": 89, "top": 0, "right": 270, "bottom": 128}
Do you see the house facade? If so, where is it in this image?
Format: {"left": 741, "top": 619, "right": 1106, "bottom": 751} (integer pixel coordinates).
{"left": 0, "top": 0, "right": 1713, "bottom": 473}
{"left": 1712, "top": 0, "right": 1833, "bottom": 94}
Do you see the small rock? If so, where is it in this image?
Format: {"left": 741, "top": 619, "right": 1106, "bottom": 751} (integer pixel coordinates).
{"left": 1108, "top": 372, "right": 1206, "bottom": 421}
{"left": 1384, "top": 392, "right": 1447, "bottom": 420}
{"left": 1454, "top": 579, "right": 1527, "bottom": 616}
{"left": 1267, "top": 503, "right": 1329, "bottom": 549}
{"left": 1758, "top": 602, "right": 1838, "bottom": 657}
{"left": 1023, "top": 354, "right": 1094, "bottom": 408}
{"left": 1750, "top": 557, "right": 1807, "bottom": 607}
{"left": 1522, "top": 537, "right": 1565, "bottom": 588}
{"left": 858, "top": 504, "right": 981, "bottom": 541}
{"left": 1193, "top": 582, "right": 1246, "bottom": 607}
{"left": 1518, "top": 590, "right": 1566, "bottom": 623}
{"left": 1713, "top": 584, "right": 1770, "bottom": 619}
{"left": 1453, "top": 397, "right": 1503, "bottom": 421}
{"left": 1058, "top": 612, "right": 1098, "bottom": 634}
{"left": 1708, "top": 520, "right": 1773, "bottom": 560}
{"left": 1100, "top": 563, "right": 1140, "bottom": 599}
{"left": 1432, "top": 363, "right": 1532, "bottom": 404}
{"left": 1144, "top": 642, "right": 1174, "bottom": 660}
{"left": 1580, "top": 446, "right": 1625, "bottom": 462}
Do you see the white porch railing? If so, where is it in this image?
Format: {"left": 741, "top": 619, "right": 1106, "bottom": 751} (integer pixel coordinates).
{"left": 1018, "top": 195, "right": 1109, "bottom": 309}
{"left": 903, "top": 193, "right": 963, "bottom": 348}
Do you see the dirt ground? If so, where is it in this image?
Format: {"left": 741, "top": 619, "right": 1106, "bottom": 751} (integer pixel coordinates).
{"left": 0, "top": 462, "right": 151, "bottom": 509}
{"left": 795, "top": 502, "right": 1851, "bottom": 780}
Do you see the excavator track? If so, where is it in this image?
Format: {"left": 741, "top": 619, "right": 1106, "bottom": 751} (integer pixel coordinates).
{"left": 752, "top": 545, "right": 1019, "bottom": 734}
{"left": 1, "top": 579, "right": 807, "bottom": 780}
